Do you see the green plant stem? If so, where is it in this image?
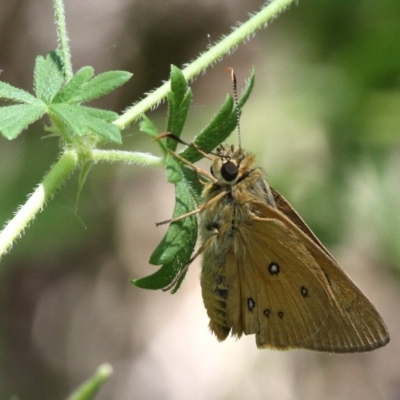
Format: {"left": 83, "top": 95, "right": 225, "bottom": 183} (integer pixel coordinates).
{"left": 115, "top": 0, "right": 295, "bottom": 130}
{"left": 67, "top": 363, "right": 113, "bottom": 400}
{"left": 0, "top": 148, "right": 163, "bottom": 259}
{"left": 0, "top": 149, "right": 78, "bottom": 258}
{"left": 53, "top": 0, "right": 73, "bottom": 80}
{"left": 91, "top": 149, "right": 163, "bottom": 166}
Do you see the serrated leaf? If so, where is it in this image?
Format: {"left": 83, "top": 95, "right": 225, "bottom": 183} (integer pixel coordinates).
{"left": 69, "top": 71, "right": 133, "bottom": 103}
{"left": 0, "top": 104, "right": 46, "bottom": 139}
{"left": 52, "top": 66, "right": 94, "bottom": 103}
{"left": 34, "top": 51, "right": 65, "bottom": 103}
{"left": 0, "top": 81, "right": 38, "bottom": 104}
{"left": 49, "top": 104, "right": 121, "bottom": 143}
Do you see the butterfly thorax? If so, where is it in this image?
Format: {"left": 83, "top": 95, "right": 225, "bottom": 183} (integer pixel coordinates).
{"left": 200, "top": 144, "right": 276, "bottom": 256}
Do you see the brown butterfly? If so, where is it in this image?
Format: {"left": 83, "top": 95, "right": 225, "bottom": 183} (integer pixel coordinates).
{"left": 158, "top": 70, "right": 389, "bottom": 353}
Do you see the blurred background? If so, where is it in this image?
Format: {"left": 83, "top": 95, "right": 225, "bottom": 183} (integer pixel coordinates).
{"left": 0, "top": 0, "right": 399, "bottom": 399}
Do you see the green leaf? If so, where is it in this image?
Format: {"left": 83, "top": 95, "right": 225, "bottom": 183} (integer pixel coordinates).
{"left": 170, "top": 65, "right": 188, "bottom": 105}
{"left": 0, "top": 103, "right": 47, "bottom": 139}
{"left": 166, "top": 66, "right": 193, "bottom": 151}
{"left": 165, "top": 153, "right": 183, "bottom": 183}
{"left": 134, "top": 171, "right": 198, "bottom": 290}
{"left": 67, "top": 364, "right": 113, "bottom": 400}
{"left": 49, "top": 104, "right": 121, "bottom": 143}
{"left": 140, "top": 115, "right": 159, "bottom": 138}
{"left": 149, "top": 174, "right": 198, "bottom": 265}
{"left": 179, "top": 95, "right": 235, "bottom": 162}
{"left": 131, "top": 260, "right": 180, "bottom": 290}
{"left": 52, "top": 66, "right": 94, "bottom": 103}
{"left": 140, "top": 115, "right": 169, "bottom": 156}
{"left": 34, "top": 50, "right": 65, "bottom": 103}
{"left": 0, "top": 81, "right": 38, "bottom": 104}
{"left": 79, "top": 106, "right": 118, "bottom": 122}
{"left": 69, "top": 71, "right": 133, "bottom": 103}
{"left": 238, "top": 67, "right": 255, "bottom": 109}
{"left": 180, "top": 68, "right": 255, "bottom": 163}
{"left": 83, "top": 115, "right": 121, "bottom": 143}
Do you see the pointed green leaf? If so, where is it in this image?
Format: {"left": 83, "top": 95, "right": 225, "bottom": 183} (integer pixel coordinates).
{"left": 133, "top": 166, "right": 200, "bottom": 290}
{"left": 140, "top": 115, "right": 169, "bottom": 155}
{"left": 131, "top": 260, "right": 180, "bottom": 290}
{"left": 49, "top": 104, "right": 121, "bottom": 143}
{"left": 52, "top": 66, "right": 94, "bottom": 103}
{"left": 0, "top": 104, "right": 46, "bottom": 139}
{"left": 0, "top": 81, "right": 38, "bottom": 104}
{"left": 34, "top": 51, "right": 65, "bottom": 103}
{"left": 79, "top": 106, "right": 118, "bottom": 122}
{"left": 70, "top": 71, "right": 133, "bottom": 103}
{"left": 165, "top": 153, "right": 183, "bottom": 183}
{"left": 149, "top": 176, "right": 198, "bottom": 265}
{"left": 166, "top": 66, "right": 193, "bottom": 151}
{"left": 170, "top": 65, "right": 188, "bottom": 105}
{"left": 139, "top": 115, "right": 159, "bottom": 138}
{"left": 179, "top": 95, "right": 235, "bottom": 162}
{"left": 180, "top": 69, "right": 255, "bottom": 163}
{"left": 238, "top": 67, "right": 255, "bottom": 108}
{"left": 83, "top": 115, "right": 121, "bottom": 143}
{"left": 49, "top": 104, "right": 89, "bottom": 136}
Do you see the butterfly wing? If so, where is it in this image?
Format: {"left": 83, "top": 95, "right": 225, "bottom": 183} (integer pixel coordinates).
{"left": 201, "top": 202, "right": 389, "bottom": 352}
{"left": 271, "top": 187, "right": 333, "bottom": 258}
{"left": 256, "top": 201, "right": 389, "bottom": 351}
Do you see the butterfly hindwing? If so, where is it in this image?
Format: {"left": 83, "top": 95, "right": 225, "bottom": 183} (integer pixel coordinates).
{"left": 231, "top": 216, "right": 334, "bottom": 350}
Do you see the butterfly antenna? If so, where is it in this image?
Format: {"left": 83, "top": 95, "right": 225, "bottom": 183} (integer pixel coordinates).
{"left": 225, "top": 67, "right": 241, "bottom": 149}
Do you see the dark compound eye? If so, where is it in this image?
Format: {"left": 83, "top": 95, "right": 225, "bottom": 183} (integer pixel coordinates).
{"left": 220, "top": 161, "right": 238, "bottom": 182}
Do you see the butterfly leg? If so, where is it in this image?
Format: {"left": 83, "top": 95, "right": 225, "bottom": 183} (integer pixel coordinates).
{"left": 156, "top": 190, "right": 227, "bottom": 226}
{"left": 168, "top": 149, "right": 217, "bottom": 183}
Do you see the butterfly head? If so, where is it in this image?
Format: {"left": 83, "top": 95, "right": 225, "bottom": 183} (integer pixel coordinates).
{"left": 210, "top": 144, "right": 256, "bottom": 185}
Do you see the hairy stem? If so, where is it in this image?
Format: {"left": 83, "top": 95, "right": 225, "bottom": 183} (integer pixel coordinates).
{"left": 91, "top": 149, "right": 163, "bottom": 166}
{"left": 0, "top": 149, "right": 78, "bottom": 258}
{"left": 115, "top": 0, "right": 295, "bottom": 130}
{"left": 54, "top": 0, "right": 73, "bottom": 80}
